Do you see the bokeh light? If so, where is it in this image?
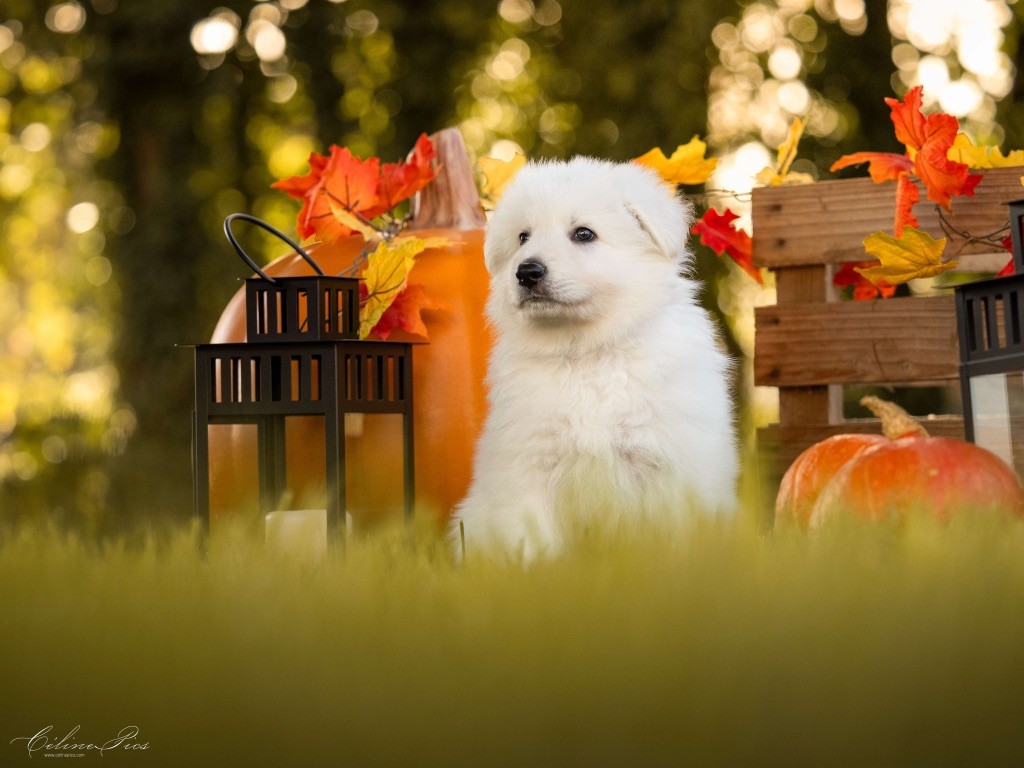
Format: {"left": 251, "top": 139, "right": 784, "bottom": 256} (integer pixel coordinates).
{"left": 19, "top": 122, "right": 51, "bottom": 152}
{"left": 45, "top": 2, "right": 86, "bottom": 35}
{"left": 190, "top": 14, "right": 240, "bottom": 56}
{"left": 248, "top": 20, "right": 287, "bottom": 63}
{"left": 66, "top": 201, "right": 99, "bottom": 233}
{"left": 889, "top": 0, "right": 1013, "bottom": 137}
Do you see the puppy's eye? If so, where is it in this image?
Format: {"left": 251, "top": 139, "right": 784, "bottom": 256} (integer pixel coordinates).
{"left": 571, "top": 226, "right": 596, "bottom": 243}
{"left": 518, "top": 232, "right": 530, "bottom": 245}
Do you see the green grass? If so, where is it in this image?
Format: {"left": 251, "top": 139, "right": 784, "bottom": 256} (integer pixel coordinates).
{"left": 3, "top": 515, "right": 1024, "bottom": 766}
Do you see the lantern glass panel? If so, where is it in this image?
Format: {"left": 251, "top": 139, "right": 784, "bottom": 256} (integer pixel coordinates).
{"left": 969, "top": 370, "right": 1024, "bottom": 476}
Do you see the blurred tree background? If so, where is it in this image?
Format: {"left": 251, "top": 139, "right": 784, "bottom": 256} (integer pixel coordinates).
{"left": 1, "top": 0, "right": 1021, "bottom": 531}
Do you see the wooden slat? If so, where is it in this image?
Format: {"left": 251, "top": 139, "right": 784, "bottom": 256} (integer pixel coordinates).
{"left": 775, "top": 265, "right": 832, "bottom": 304}
{"left": 780, "top": 387, "right": 835, "bottom": 425}
{"left": 755, "top": 294, "right": 959, "bottom": 387}
{"left": 758, "top": 416, "right": 966, "bottom": 478}
{"left": 752, "top": 167, "right": 1024, "bottom": 269}
{"left": 775, "top": 267, "right": 843, "bottom": 426}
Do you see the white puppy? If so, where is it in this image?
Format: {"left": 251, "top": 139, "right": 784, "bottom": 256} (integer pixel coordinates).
{"left": 453, "top": 157, "right": 737, "bottom": 558}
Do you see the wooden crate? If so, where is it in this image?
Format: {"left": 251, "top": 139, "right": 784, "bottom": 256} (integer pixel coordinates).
{"left": 752, "top": 166, "right": 1024, "bottom": 481}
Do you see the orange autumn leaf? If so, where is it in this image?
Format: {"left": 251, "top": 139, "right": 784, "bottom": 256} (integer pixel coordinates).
{"left": 271, "top": 151, "right": 329, "bottom": 199}
{"left": 272, "top": 151, "right": 332, "bottom": 240}
{"left": 888, "top": 86, "right": 930, "bottom": 151}
{"left": 285, "top": 146, "right": 382, "bottom": 242}
{"left": 893, "top": 173, "right": 920, "bottom": 238}
{"left": 369, "top": 283, "right": 449, "bottom": 340}
{"left": 322, "top": 147, "right": 382, "bottom": 216}
{"left": 273, "top": 135, "right": 437, "bottom": 244}
{"left": 691, "top": 208, "right": 762, "bottom": 284}
{"left": 273, "top": 146, "right": 379, "bottom": 241}
{"left": 833, "top": 261, "right": 896, "bottom": 301}
{"left": 913, "top": 127, "right": 982, "bottom": 209}
{"left": 830, "top": 151, "right": 913, "bottom": 182}
{"left": 378, "top": 133, "right": 437, "bottom": 211}
{"left": 886, "top": 86, "right": 982, "bottom": 209}
{"left": 831, "top": 87, "right": 981, "bottom": 239}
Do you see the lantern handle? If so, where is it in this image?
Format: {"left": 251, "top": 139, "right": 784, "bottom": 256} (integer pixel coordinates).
{"left": 223, "top": 213, "right": 325, "bottom": 285}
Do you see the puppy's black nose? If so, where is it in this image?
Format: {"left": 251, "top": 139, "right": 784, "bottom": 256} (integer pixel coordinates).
{"left": 516, "top": 260, "right": 547, "bottom": 288}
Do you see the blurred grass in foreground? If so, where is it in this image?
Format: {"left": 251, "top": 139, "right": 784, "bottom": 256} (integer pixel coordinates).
{"left": 3, "top": 515, "right": 1024, "bottom": 767}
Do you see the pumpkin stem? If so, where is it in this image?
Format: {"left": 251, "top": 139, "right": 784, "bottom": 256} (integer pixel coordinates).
{"left": 409, "top": 127, "right": 486, "bottom": 231}
{"left": 860, "top": 396, "right": 929, "bottom": 439}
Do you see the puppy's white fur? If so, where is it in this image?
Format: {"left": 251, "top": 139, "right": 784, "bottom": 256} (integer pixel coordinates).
{"left": 453, "top": 157, "right": 737, "bottom": 558}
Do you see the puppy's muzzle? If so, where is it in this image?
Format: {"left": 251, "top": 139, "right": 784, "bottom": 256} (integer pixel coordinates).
{"left": 516, "top": 260, "right": 547, "bottom": 289}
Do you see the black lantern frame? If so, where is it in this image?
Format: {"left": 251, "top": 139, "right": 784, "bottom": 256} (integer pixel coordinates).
{"left": 191, "top": 215, "right": 415, "bottom": 537}
{"left": 955, "top": 199, "right": 1024, "bottom": 476}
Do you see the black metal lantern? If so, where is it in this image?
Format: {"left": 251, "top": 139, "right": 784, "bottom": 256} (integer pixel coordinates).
{"left": 955, "top": 199, "right": 1024, "bottom": 478}
{"left": 191, "top": 214, "right": 415, "bottom": 538}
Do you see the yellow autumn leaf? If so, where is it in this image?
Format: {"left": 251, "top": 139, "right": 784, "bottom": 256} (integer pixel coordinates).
{"left": 755, "top": 117, "right": 815, "bottom": 186}
{"left": 634, "top": 136, "right": 718, "bottom": 185}
{"left": 947, "top": 133, "right": 1024, "bottom": 168}
{"left": 754, "top": 167, "right": 815, "bottom": 186}
{"left": 776, "top": 116, "right": 804, "bottom": 177}
{"left": 856, "top": 227, "right": 956, "bottom": 286}
{"left": 411, "top": 235, "right": 454, "bottom": 251}
{"left": 359, "top": 235, "right": 451, "bottom": 338}
{"left": 478, "top": 153, "right": 526, "bottom": 207}
{"left": 328, "top": 199, "right": 381, "bottom": 241}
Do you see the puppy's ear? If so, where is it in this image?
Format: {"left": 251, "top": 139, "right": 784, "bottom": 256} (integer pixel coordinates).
{"left": 623, "top": 170, "right": 694, "bottom": 266}
{"left": 626, "top": 203, "right": 677, "bottom": 259}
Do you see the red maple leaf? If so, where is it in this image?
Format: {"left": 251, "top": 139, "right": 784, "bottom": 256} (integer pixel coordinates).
{"left": 834, "top": 261, "right": 896, "bottom": 301}
{"left": 368, "top": 283, "right": 448, "bottom": 340}
{"left": 691, "top": 208, "right": 762, "bottom": 284}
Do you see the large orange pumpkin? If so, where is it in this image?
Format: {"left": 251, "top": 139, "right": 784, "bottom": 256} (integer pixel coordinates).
{"left": 206, "top": 129, "right": 492, "bottom": 528}
{"left": 783, "top": 396, "right": 1024, "bottom": 527}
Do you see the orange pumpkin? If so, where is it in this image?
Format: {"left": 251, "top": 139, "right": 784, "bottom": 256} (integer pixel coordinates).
{"left": 775, "top": 433, "right": 887, "bottom": 528}
{"left": 206, "top": 129, "right": 492, "bottom": 528}
{"left": 787, "top": 397, "right": 1024, "bottom": 526}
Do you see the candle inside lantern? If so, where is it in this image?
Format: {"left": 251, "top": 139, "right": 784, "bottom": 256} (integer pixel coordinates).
{"left": 969, "top": 372, "right": 1020, "bottom": 470}
{"left": 265, "top": 509, "right": 328, "bottom": 560}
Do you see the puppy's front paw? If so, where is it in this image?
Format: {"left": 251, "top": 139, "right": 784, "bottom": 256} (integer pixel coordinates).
{"left": 451, "top": 495, "right": 561, "bottom": 562}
